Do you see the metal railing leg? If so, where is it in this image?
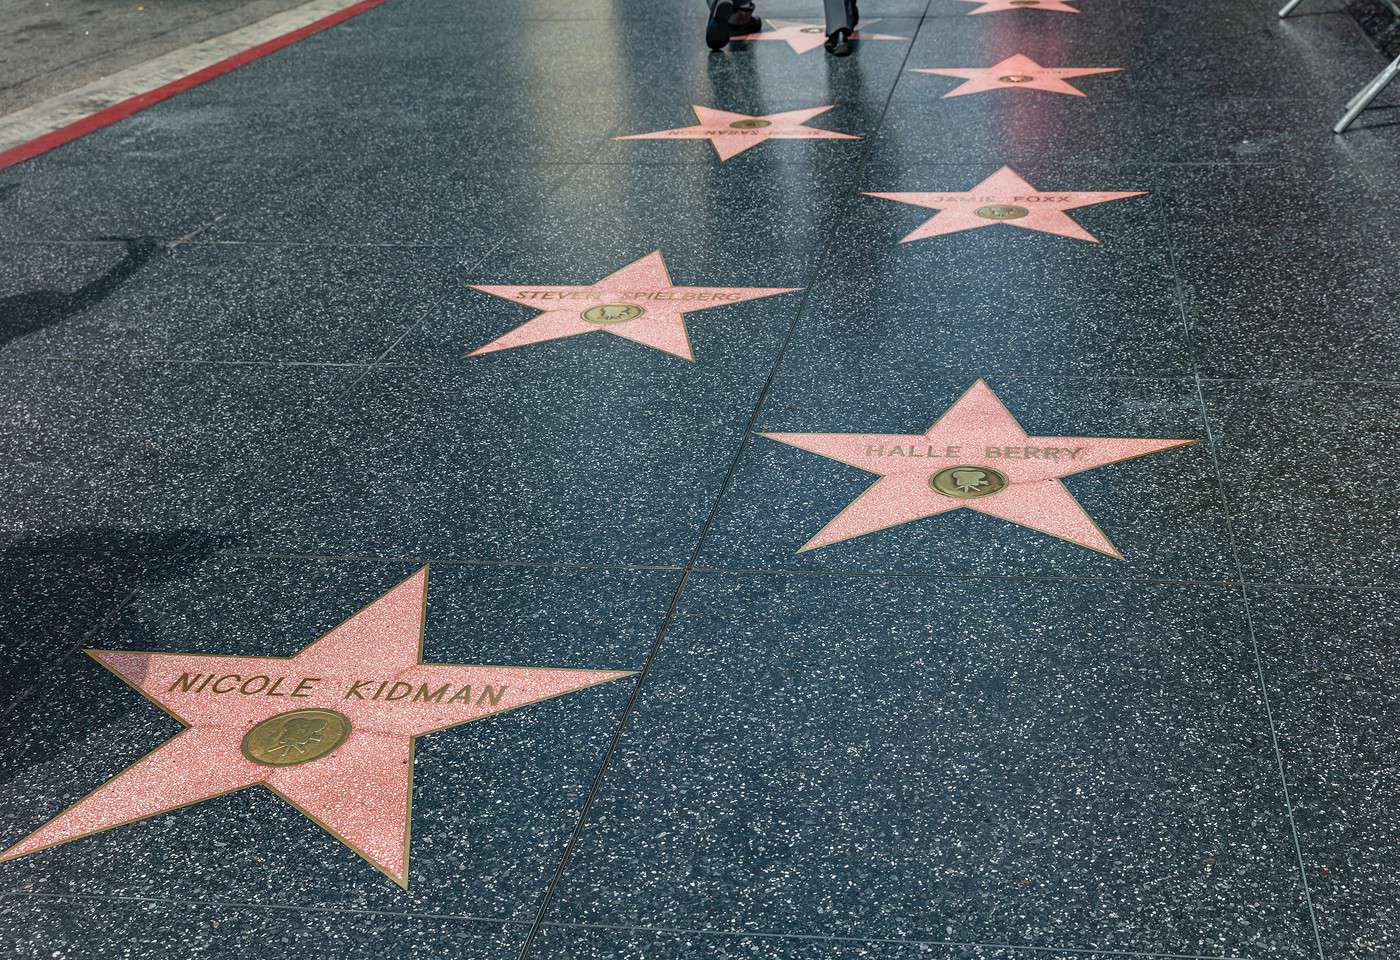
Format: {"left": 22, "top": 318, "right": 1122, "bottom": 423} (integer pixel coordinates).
{"left": 1345, "top": 73, "right": 1379, "bottom": 111}
{"left": 1335, "top": 54, "right": 1400, "bottom": 133}
{"left": 1278, "top": 0, "right": 1307, "bottom": 17}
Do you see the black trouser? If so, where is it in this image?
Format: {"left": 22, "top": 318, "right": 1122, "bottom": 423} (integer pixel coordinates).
{"left": 823, "top": 0, "right": 857, "bottom": 34}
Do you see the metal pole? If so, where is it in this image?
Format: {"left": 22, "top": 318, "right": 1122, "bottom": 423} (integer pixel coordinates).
{"left": 1345, "top": 72, "right": 1380, "bottom": 111}
{"left": 1335, "top": 54, "right": 1400, "bottom": 133}
{"left": 1278, "top": 0, "right": 1307, "bottom": 17}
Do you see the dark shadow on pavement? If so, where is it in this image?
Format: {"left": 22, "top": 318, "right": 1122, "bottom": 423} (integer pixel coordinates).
{"left": 0, "top": 238, "right": 161, "bottom": 348}
{"left": 0, "top": 526, "right": 216, "bottom": 735}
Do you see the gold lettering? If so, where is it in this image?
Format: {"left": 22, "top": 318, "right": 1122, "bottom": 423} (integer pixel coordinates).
{"left": 476, "top": 684, "right": 507, "bottom": 707}
{"left": 413, "top": 683, "right": 450, "bottom": 703}
{"left": 167, "top": 672, "right": 203, "bottom": 693}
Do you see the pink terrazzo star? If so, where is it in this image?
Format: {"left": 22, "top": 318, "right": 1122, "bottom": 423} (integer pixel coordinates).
{"left": 0, "top": 569, "right": 633, "bottom": 888}
{"left": 913, "top": 54, "right": 1121, "bottom": 98}
{"left": 864, "top": 166, "right": 1147, "bottom": 244}
{"left": 467, "top": 250, "right": 798, "bottom": 360}
{"left": 762, "top": 380, "right": 1195, "bottom": 556}
{"left": 957, "top": 0, "right": 1081, "bottom": 13}
{"left": 731, "top": 18, "right": 907, "bottom": 54}
{"left": 615, "top": 105, "right": 859, "bottom": 162}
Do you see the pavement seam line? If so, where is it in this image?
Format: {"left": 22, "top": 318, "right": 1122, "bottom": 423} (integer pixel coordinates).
{"left": 512, "top": 6, "right": 942, "bottom": 957}
{"left": 1156, "top": 199, "right": 1328, "bottom": 960}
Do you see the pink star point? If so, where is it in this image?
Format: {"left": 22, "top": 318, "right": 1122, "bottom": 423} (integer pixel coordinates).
{"left": 763, "top": 381, "right": 1196, "bottom": 557}
{"left": 731, "top": 18, "right": 907, "bottom": 54}
{"left": 913, "top": 54, "right": 1121, "bottom": 98}
{"left": 957, "top": 0, "right": 1081, "bottom": 13}
{"left": 466, "top": 250, "right": 799, "bottom": 360}
{"left": 615, "top": 105, "right": 859, "bottom": 162}
{"left": 0, "top": 568, "right": 634, "bottom": 888}
{"left": 864, "top": 166, "right": 1147, "bottom": 245}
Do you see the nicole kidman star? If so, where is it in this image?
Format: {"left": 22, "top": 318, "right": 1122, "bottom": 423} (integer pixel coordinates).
{"left": 0, "top": 569, "right": 633, "bottom": 888}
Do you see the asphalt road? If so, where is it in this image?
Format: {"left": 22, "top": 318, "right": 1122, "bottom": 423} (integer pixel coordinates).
{"left": 0, "top": 0, "right": 313, "bottom": 114}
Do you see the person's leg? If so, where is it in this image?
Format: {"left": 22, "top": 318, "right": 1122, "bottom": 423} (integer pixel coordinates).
{"left": 823, "top": 0, "right": 860, "bottom": 56}
{"left": 706, "top": 0, "right": 762, "bottom": 50}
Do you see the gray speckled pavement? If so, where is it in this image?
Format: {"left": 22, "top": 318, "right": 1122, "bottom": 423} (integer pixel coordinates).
{"left": 1, "top": 0, "right": 1399, "bottom": 958}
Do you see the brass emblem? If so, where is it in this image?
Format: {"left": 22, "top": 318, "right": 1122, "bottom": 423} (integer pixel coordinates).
{"left": 801, "top": 26, "right": 824, "bottom": 33}
{"left": 929, "top": 465, "right": 1008, "bottom": 499}
{"left": 998, "top": 74, "right": 1034, "bottom": 83}
{"left": 242, "top": 709, "right": 351, "bottom": 767}
{"left": 729, "top": 119, "right": 772, "bottom": 129}
{"left": 975, "top": 204, "right": 1030, "bottom": 220}
{"left": 581, "top": 303, "right": 645, "bottom": 325}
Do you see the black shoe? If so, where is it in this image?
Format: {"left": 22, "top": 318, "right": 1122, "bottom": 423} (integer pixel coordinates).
{"left": 707, "top": 0, "right": 735, "bottom": 50}
{"left": 825, "top": 27, "right": 853, "bottom": 56}
{"left": 729, "top": 1, "right": 761, "bottom": 34}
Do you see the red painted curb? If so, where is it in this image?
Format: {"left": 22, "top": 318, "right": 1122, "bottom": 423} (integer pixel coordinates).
{"left": 0, "top": 0, "right": 389, "bottom": 172}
